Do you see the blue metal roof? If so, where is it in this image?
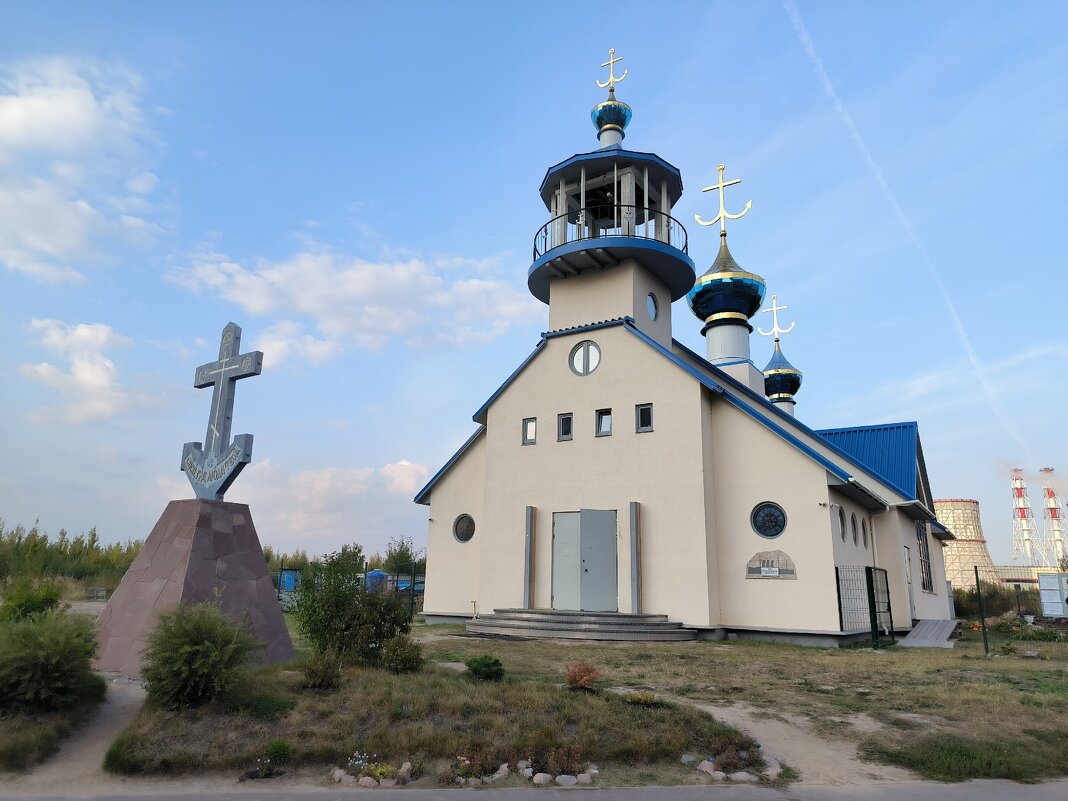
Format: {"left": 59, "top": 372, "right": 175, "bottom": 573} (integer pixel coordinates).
{"left": 815, "top": 423, "right": 920, "bottom": 501}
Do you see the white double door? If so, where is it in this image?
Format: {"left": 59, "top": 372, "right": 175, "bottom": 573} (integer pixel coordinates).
{"left": 552, "top": 509, "right": 617, "bottom": 612}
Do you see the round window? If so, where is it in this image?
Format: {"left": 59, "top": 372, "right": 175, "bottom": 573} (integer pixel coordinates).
{"left": 569, "top": 340, "right": 601, "bottom": 376}
{"left": 838, "top": 507, "right": 846, "bottom": 541}
{"left": 751, "top": 502, "right": 787, "bottom": 539}
{"left": 453, "top": 514, "right": 475, "bottom": 543}
{"left": 862, "top": 519, "right": 869, "bottom": 550}
{"left": 646, "top": 292, "right": 658, "bottom": 321}
{"left": 851, "top": 514, "right": 859, "bottom": 546}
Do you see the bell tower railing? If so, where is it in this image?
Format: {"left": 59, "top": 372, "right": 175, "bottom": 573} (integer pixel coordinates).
{"left": 533, "top": 204, "right": 689, "bottom": 260}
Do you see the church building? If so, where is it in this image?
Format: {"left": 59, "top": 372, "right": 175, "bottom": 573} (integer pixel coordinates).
{"left": 414, "top": 52, "right": 953, "bottom": 644}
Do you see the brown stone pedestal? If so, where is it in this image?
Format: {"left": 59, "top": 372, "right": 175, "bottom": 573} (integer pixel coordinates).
{"left": 95, "top": 499, "right": 295, "bottom": 676}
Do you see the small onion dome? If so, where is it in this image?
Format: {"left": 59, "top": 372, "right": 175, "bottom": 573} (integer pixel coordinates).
{"left": 591, "top": 86, "right": 632, "bottom": 140}
{"left": 763, "top": 339, "right": 803, "bottom": 401}
{"left": 686, "top": 232, "right": 767, "bottom": 334}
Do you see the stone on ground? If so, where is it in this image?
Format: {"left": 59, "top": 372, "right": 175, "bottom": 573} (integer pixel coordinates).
{"left": 728, "top": 771, "right": 758, "bottom": 782}
{"left": 680, "top": 754, "right": 700, "bottom": 766}
{"left": 330, "top": 767, "right": 348, "bottom": 783}
{"left": 577, "top": 773, "right": 593, "bottom": 784}
{"left": 521, "top": 767, "right": 534, "bottom": 778}
{"left": 697, "top": 760, "right": 717, "bottom": 775}
{"left": 556, "top": 775, "right": 578, "bottom": 786}
{"left": 533, "top": 772, "right": 552, "bottom": 785}
{"left": 357, "top": 776, "right": 378, "bottom": 787}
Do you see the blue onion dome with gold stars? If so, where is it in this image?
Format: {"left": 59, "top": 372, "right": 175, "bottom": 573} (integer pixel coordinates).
{"left": 591, "top": 85, "right": 632, "bottom": 142}
{"left": 763, "top": 339, "right": 803, "bottom": 401}
{"left": 686, "top": 231, "right": 767, "bottom": 334}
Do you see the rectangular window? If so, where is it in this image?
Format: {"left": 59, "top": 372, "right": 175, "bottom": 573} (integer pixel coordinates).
{"left": 522, "top": 417, "right": 537, "bottom": 445}
{"left": 595, "top": 409, "right": 612, "bottom": 437}
{"left": 635, "top": 403, "right": 653, "bottom": 432}
{"left": 557, "top": 413, "right": 573, "bottom": 441}
{"left": 915, "top": 521, "right": 934, "bottom": 592}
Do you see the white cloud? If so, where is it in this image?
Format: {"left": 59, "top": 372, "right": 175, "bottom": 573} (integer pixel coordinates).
{"left": 19, "top": 318, "right": 134, "bottom": 424}
{"left": 169, "top": 245, "right": 543, "bottom": 353}
{"left": 380, "top": 459, "right": 430, "bottom": 496}
{"left": 254, "top": 320, "right": 343, "bottom": 367}
{"left": 0, "top": 58, "right": 159, "bottom": 282}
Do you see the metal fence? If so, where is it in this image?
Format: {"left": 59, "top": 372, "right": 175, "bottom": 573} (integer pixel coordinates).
{"left": 962, "top": 566, "right": 1068, "bottom": 661}
{"left": 836, "top": 565, "right": 895, "bottom": 648}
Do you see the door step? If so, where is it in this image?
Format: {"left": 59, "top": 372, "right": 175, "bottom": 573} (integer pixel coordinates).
{"left": 465, "top": 608, "right": 696, "bottom": 641}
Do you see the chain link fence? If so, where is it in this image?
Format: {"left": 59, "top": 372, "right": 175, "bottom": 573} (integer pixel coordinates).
{"left": 958, "top": 566, "right": 1068, "bottom": 661}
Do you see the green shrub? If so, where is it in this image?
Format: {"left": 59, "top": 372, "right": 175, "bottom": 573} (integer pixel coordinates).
{"left": 103, "top": 732, "right": 143, "bottom": 774}
{"left": 0, "top": 608, "right": 101, "bottom": 712}
{"left": 141, "top": 602, "right": 263, "bottom": 709}
{"left": 295, "top": 545, "right": 411, "bottom": 664}
{"left": 231, "top": 690, "right": 295, "bottom": 721}
{"left": 298, "top": 648, "right": 342, "bottom": 690}
{"left": 465, "top": 655, "right": 504, "bottom": 682}
{"left": 381, "top": 635, "right": 424, "bottom": 674}
{"left": 0, "top": 577, "right": 61, "bottom": 621}
{"left": 264, "top": 738, "right": 292, "bottom": 764}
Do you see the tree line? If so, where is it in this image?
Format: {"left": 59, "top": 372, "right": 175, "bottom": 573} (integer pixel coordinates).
{"left": 0, "top": 520, "right": 142, "bottom": 591}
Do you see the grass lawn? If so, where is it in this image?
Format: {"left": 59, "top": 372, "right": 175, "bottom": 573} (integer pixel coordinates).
{"left": 412, "top": 623, "right": 1068, "bottom": 782}
{"left": 104, "top": 662, "right": 763, "bottom": 781}
{"left": 102, "top": 616, "right": 1068, "bottom": 783}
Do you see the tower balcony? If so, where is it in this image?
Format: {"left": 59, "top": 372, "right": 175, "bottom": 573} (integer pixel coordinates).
{"left": 528, "top": 204, "right": 696, "bottom": 304}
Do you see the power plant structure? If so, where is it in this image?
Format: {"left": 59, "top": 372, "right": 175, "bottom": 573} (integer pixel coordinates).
{"left": 1010, "top": 467, "right": 1053, "bottom": 567}
{"left": 1039, "top": 468, "right": 1067, "bottom": 566}
{"left": 934, "top": 499, "right": 999, "bottom": 587}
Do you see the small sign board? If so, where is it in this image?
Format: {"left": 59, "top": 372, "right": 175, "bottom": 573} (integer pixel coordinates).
{"left": 760, "top": 566, "right": 780, "bottom": 577}
{"left": 1038, "top": 573, "right": 1068, "bottom": 617}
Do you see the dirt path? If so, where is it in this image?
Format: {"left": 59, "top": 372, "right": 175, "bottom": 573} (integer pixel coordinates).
{"left": 5, "top": 681, "right": 146, "bottom": 796}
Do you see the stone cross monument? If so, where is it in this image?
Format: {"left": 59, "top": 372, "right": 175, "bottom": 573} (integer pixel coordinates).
{"left": 95, "top": 322, "right": 294, "bottom": 676}
{"left": 182, "top": 322, "right": 262, "bottom": 500}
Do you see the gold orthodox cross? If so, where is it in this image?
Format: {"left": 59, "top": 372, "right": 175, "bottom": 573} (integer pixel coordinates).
{"left": 757, "top": 294, "right": 796, "bottom": 339}
{"left": 596, "top": 48, "right": 628, "bottom": 90}
{"left": 695, "top": 163, "right": 752, "bottom": 233}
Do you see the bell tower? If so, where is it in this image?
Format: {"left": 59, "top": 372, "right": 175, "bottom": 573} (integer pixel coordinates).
{"left": 527, "top": 50, "right": 696, "bottom": 347}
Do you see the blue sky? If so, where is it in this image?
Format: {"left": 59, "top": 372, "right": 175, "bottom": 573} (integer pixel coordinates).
{"left": 1, "top": 1, "right": 1065, "bottom": 564}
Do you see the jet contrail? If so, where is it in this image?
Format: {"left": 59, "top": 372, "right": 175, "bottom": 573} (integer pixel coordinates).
{"left": 782, "top": 0, "right": 1032, "bottom": 461}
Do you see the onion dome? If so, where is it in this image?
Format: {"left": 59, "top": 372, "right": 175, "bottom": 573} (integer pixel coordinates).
{"left": 591, "top": 86, "right": 632, "bottom": 143}
{"left": 763, "top": 339, "right": 803, "bottom": 402}
{"left": 686, "top": 232, "right": 767, "bottom": 334}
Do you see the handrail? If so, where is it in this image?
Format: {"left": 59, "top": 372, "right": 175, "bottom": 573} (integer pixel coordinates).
{"left": 532, "top": 203, "right": 689, "bottom": 260}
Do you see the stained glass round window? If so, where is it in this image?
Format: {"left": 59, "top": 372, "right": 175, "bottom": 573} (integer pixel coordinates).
{"left": 453, "top": 514, "right": 475, "bottom": 543}
{"left": 751, "top": 502, "right": 787, "bottom": 539}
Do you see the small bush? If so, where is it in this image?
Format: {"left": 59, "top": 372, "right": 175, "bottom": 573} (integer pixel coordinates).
{"left": 264, "top": 739, "right": 292, "bottom": 764}
{"left": 0, "top": 608, "right": 100, "bottom": 712}
{"left": 563, "top": 661, "right": 603, "bottom": 691}
{"left": 295, "top": 545, "right": 412, "bottom": 664}
{"left": 547, "top": 743, "right": 586, "bottom": 775}
{"left": 103, "top": 732, "right": 143, "bottom": 774}
{"left": 234, "top": 692, "right": 296, "bottom": 721}
{"left": 298, "top": 648, "right": 342, "bottom": 690}
{"left": 0, "top": 577, "right": 61, "bottom": 621}
{"left": 465, "top": 655, "right": 504, "bottom": 682}
{"left": 381, "top": 635, "right": 424, "bottom": 674}
{"left": 623, "top": 690, "right": 662, "bottom": 706}
{"left": 141, "top": 601, "right": 263, "bottom": 709}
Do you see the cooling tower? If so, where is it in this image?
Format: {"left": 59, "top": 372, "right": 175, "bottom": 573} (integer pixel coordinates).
{"left": 934, "top": 499, "right": 999, "bottom": 587}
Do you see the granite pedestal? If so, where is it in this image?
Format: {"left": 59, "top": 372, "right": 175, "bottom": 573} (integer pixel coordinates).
{"left": 95, "top": 499, "right": 295, "bottom": 677}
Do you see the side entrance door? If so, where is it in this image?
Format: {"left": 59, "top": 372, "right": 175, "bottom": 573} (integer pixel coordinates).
{"left": 552, "top": 509, "right": 618, "bottom": 612}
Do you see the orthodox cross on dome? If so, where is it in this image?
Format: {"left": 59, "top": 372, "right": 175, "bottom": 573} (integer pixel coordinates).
{"left": 596, "top": 47, "right": 628, "bottom": 91}
{"left": 181, "top": 322, "right": 263, "bottom": 501}
{"left": 695, "top": 163, "right": 752, "bottom": 235}
{"left": 757, "top": 294, "right": 796, "bottom": 340}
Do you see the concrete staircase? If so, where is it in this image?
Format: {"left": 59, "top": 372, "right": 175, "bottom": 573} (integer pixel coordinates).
{"left": 899, "top": 618, "right": 960, "bottom": 648}
{"left": 465, "top": 608, "right": 696, "bottom": 641}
